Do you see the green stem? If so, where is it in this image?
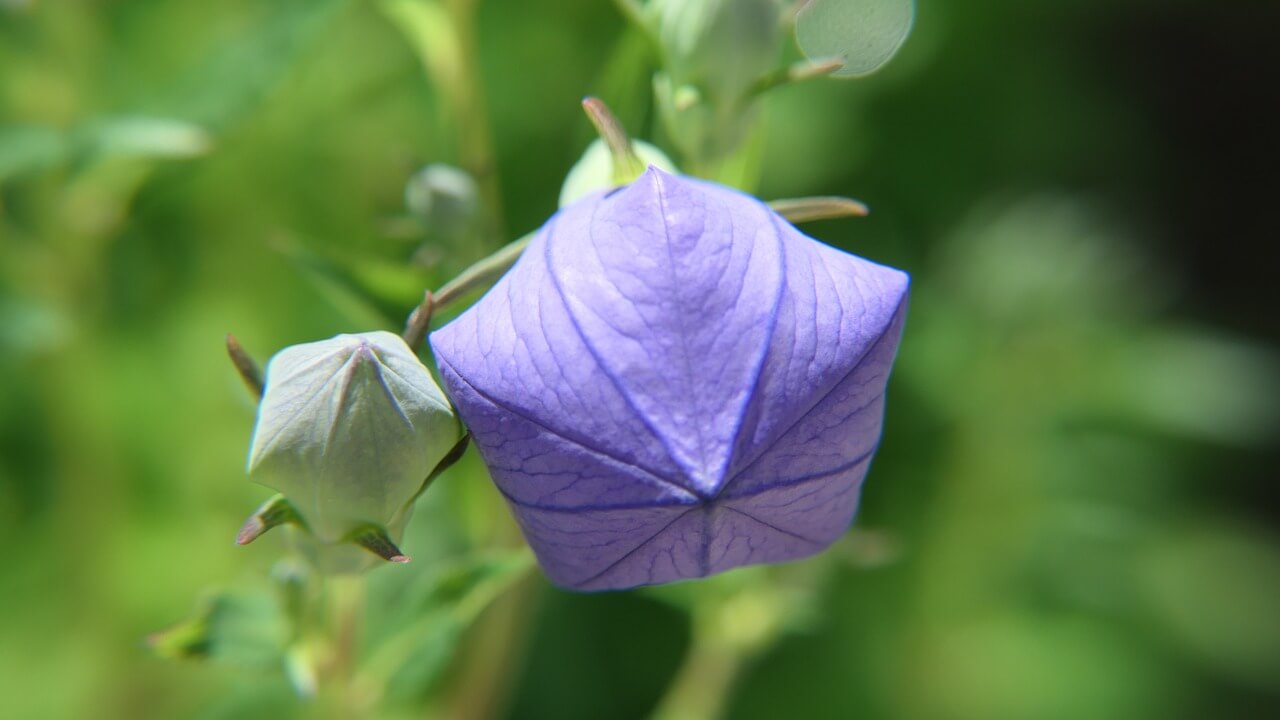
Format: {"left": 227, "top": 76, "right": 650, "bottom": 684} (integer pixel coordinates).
{"left": 611, "top": 0, "right": 647, "bottom": 29}
{"left": 650, "top": 634, "right": 741, "bottom": 720}
{"left": 433, "top": 233, "right": 531, "bottom": 307}
{"left": 445, "top": 0, "right": 504, "bottom": 239}
{"left": 320, "top": 575, "right": 371, "bottom": 720}
{"left": 402, "top": 233, "right": 532, "bottom": 351}
{"left": 445, "top": 571, "right": 540, "bottom": 720}
{"left": 582, "top": 96, "right": 645, "bottom": 184}
{"left": 353, "top": 550, "right": 535, "bottom": 708}
{"left": 225, "top": 333, "right": 264, "bottom": 398}
{"left": 379, "top": 0, "right": 504, "bottom": 241}
{"left": 750, "top": 58, "right": 843, "bottom": 96}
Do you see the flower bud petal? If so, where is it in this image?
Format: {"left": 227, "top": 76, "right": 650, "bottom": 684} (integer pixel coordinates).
{"left": 431, "top": 168, "right": 908, "bottom": 590}
{"left": 247, "top": 331, "right": 459, "bottom": 543}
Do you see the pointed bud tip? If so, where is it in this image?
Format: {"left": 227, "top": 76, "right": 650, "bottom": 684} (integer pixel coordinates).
{"left": 226, "top": 333, "right": 264, "bottom": 398}
{"left": 235, "top": 495, "right": 300, "bottom": 545}
{"left": 236, "top": 518, "right": 264, "bottom": 545}
{"left": 348, "top": 525, "right": 411, "bottom": 564}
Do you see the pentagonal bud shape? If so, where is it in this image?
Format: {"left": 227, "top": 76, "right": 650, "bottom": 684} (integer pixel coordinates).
{"left": 247, "top": 331, "right": 459, "bottom": 542}
{"left": 431, "top": 168, "right": 908, "bottom": 590}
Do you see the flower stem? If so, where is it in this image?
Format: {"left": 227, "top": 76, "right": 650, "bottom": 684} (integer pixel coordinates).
{"left": 403, "top": 233, "right": 532, "bottom": 351}
{"left": 225, "top": 333, "right": 263, "bottom": 398}
{"left": 379, "top": 0, "right": 504, "bottom": 241}
{"left": 650, "top": 634, "right": 741, "bottom": 720}
{"left": 320, "top": 574, "right": 371, "bottom": 720}
{"left": 444, "top": 571, "right": 540, "bottom": 720}
{"left": 582, "top": 96, "right": 645, "bottom": 184}
{"left": 444, "top": 0, "right": 504, "bottom": 241}
{"left": 611, "top": 0, "right": 647, "bottom": 29}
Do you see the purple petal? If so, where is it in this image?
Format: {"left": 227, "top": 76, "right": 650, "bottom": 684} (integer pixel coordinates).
{"left": 431, "top": 168, "right": 908, "bottom": 590}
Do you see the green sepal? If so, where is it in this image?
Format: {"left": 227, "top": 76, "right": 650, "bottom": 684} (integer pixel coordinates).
{"left": 347, "top": 523, "right": 412, "bottom": 564}
{"left": 236, "top": 494, "right": 306, "bottom": 546}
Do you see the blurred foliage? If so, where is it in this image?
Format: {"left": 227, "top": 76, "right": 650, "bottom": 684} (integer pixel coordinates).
{"left": 2, "top": 0, "right": 1279, "bottom": 719}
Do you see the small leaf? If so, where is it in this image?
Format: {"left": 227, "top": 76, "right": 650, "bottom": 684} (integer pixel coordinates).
{"left": 795, "top": 0, "right": 915, "bottom": 78}
{"left": 161, "top": 0, "right": 347, "bottom": 131}
{"left": 1138, "top": 524, "right": 1280, "bottom": 689}
{"left": 769, "top": 195, "right": 869, "bottom": 223}
{"left": 149, "top": 592, "right": 288, "bottom": 666}
{"left": 81, "top": 116, "right": 212, "bottom": 159}
{"left": 362, "top": 550, "right": 535, "bottom": 701}
{"left": 0, "top": 126, "right": 68, "bottom": 184}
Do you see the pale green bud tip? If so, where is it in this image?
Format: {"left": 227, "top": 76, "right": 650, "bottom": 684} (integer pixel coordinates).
{"left": 246, "top": 331, "right": 460, "bottom": 543}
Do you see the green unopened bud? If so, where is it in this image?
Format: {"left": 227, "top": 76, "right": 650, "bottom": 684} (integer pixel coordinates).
{"left": 650, "top": 0, "right": 782, "bottom": 105}
{"left": 246, "top": 331, "right": 460, "bottom": 567}
{"left": 559, "top": 138, "right": 677, "bottom": 208}
{"left": 405, "top": 163, "right": 480, "bottom": 242}
{"left": 647, "top": 0, "right": 782, "bottom": 165}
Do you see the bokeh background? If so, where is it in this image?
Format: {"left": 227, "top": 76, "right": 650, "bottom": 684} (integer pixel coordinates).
{"left": 2, "top": 0, "right": 1279, "bottom": 718}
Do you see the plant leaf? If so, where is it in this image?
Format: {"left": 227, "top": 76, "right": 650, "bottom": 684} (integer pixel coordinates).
{"left": 795, "top": 0, "right": 914, "bottom": 78}
{"left": 148, "top": 591, "right": 288, "bottom": 667}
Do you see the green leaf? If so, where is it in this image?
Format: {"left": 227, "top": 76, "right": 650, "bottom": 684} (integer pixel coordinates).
{"left": 80, "top": 116, "right": 212, "bottom": 159}
{"left": 161, "top": 0, "right": 348, "bottom": 131}
{"left": 0, "top": 126, "right": 67, "bottom": 184}
{"left": 274, "top": 238, "right": 399, "bottom": 328}
{"left": 1137, "top": 523, "right": 1280, "bottom": 689}
{"left": 795, "top": 0, "right": 914, "bottom": 78}
{"left": 362, "top": 550, "right": 535, "bottom": 703}
{"left": 0, "top": 116, "right": 210, "bottom": 187}
{"left": 378, "top": 0, "right": 462, "bottom": 108}
{"left": 149, "top": 591, "right": 289, "bottom": 667}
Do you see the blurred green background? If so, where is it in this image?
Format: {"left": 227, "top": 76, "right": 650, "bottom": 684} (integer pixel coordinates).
{"left": 3, "top": 0, "right": 1279, "bottom": 718}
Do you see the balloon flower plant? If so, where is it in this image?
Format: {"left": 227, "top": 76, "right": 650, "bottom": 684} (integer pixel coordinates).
{"left": 154, "top": 1, "right": 917, "bottom": 715}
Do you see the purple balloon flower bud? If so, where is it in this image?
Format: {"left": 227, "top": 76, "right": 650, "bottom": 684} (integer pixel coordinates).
{"left": 430, "top": 168, "right": 908, "bottom": 590}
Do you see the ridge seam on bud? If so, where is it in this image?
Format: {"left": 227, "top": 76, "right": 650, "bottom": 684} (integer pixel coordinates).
{"left": 576, "top": 506, "right": 701, "bottom": 587}
{"left": 544, "top": 209, "right": 710, "bottom": 497}
{"left": 435, "top": 353, "right": 702, "bottom": 502}
{"left": 716, "top": 296, "right": 908, "bottom": 498}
